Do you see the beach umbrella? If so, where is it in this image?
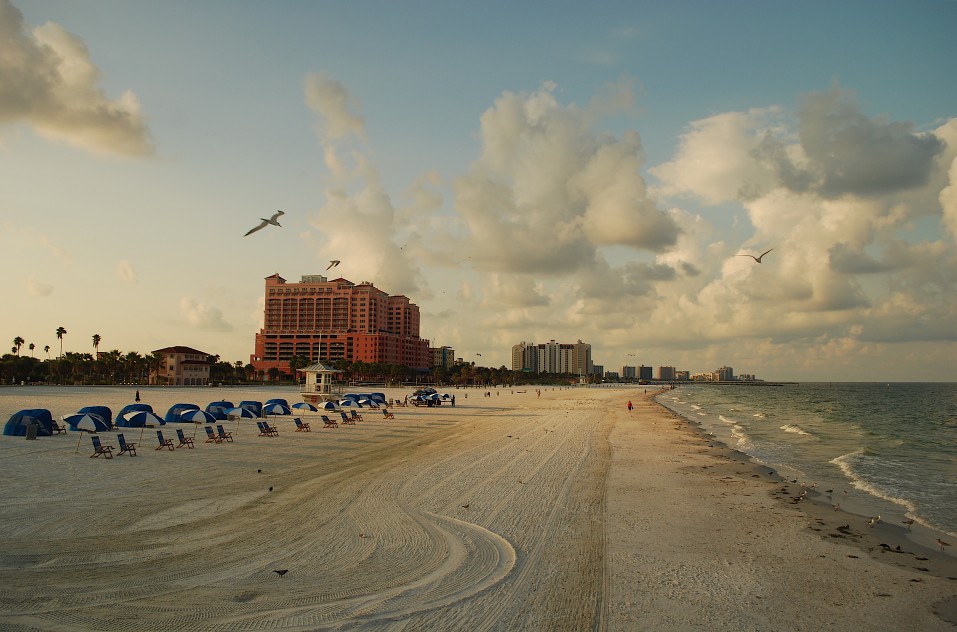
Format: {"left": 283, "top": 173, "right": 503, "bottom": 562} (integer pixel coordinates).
{"left": 180, "top": 409, "right": 217, "bottom": 423}
{"left": 338, "top": 399, "right": 358, "bottom": 407}
{"left": 126, "top": 412, "right": 164, "bottom": 444}
{"left": 122, "top": 410, "right": 165, "bottom": 428}
{"left": 180, "top": 409, "right": 217, "bottom": 437}
{"left": 357, "top": 398, "right": 373, "bottom": 406}
{"left": 227, "top": 407, "right": 258, "bottom": 419}
{"left": 292, "top": 402, "right": 318, "bottom": 412}
{"left": 441, "top": 393, "right": 451, "bottom": 400}
{"left": 342, "top": 393, "right": 360, "bottom": 400}
{"left": 63, "top": 413, "right": 109, "bottom": 433}
{"left": 263, "top": 403, "right": 291, "bottom": 416}
{"left": 65, "top": 413, "right": 108, "bottom": 453}
{"left": 319, "top": 401, "right": 338, "bottom": 411}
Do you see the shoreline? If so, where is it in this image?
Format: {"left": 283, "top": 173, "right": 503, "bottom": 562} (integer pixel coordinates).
{"left": 646, "top": 387, "right": 957, "bottom": 579}
{"left": 605, "top": 387, "right": 957, "bottom": 629}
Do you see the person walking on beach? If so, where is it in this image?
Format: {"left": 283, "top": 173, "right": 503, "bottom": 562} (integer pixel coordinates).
{"left": 627, "top": 400, "right": 633, "bottom": 412}
{"left": 135, "top": 390, "right": 141, "bottom": 402}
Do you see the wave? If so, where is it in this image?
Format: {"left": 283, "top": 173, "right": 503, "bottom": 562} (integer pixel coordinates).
{"left": 780, "top": 424, "right": 813, "bottom": 437}
{"left": 829, "top": 450, "right": 917, "bottom": 516}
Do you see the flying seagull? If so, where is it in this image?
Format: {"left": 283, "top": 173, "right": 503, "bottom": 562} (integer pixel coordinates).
{"left": 736, "top": 247, "right": 773, "bottom": 263}
{"left": 244, "top": 210, "right": 285, "bottom": 237}
{"left": 326, "top": 260, "right": 340, "bottom": 270}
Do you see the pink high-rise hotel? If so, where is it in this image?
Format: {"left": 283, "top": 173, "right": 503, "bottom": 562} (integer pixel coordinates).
{"left": 250, "top": 273, "right": 431, "bottom": 375}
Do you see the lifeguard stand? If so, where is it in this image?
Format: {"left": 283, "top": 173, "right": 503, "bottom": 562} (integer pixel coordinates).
{"left": 299, "top": 362, "right": 343, "bottom": 404}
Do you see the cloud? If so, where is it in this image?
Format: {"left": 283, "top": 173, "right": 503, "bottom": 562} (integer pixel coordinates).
{"left": 304, "top": 71, "right": 366, "bottom": 142}
{"left": 116, "top": 259, "right": 138, "bottom": 284}
{"left": 180, "top": 297, "right": 233, "bottom": 332}
{"left": 794, "top": 86, "right": 945, "bottom": 198}
{"left": 454, "top": 80, "right": 680, "bottom": 275}
{"left": 0, "top": 0, "right": 154, "bottom": 156}
{"left": 23, "top": 276, "right": 53, "bottom": 296}
{"left": 650, "top": 108, "right": 782, "bottom": 204}
{"left": 480, "top": 274, "right": 550, "bottom": 309}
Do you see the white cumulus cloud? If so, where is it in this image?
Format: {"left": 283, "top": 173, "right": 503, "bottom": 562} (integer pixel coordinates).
{"left": 0, "top": 0, "right": 154, "bottom": 157}
{"left": 180, "top": 297, "right": 233, "bottom": 332}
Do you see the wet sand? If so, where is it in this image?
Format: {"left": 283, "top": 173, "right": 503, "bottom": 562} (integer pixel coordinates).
{"left": 0, "top": 386, "right": 954, "bottom": 630}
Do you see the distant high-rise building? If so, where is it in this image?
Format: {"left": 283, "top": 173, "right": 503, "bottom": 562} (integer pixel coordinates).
{"left": 511, "top": 340, "right": 592, "bottom": 375}
{"left": 716, "top": 366, "right": 735, "bottom": 381}
{"left": 622, "top": 365, "right": 637, "bottom": 379}
{"left": 639, "top": 365, "right": 653, "bottom": 381}
{"left": 658, "top": 366, "right": 676, "bottom": 381}
{"left": 251, "top": 274, "right": 430, "bottom": 375}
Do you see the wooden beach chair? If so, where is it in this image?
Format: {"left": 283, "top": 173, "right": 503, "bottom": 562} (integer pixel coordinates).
{"left": 382, "top": 409, "right": 395, "bottom": 419}
{"left": 321, "top": 415, "right": 338, "bottom": 428}
{"left": 117, "top": 433, "right": 137, "bottom": 456}
{"left": 262, "top": 421, "right": 279, "bottom": 436}
{"left": 216, "top": 425, "right": 234, "bottom": 443}
{"left": 51, "top": 421, "right": 67, "bottom": 435}
{"left": 294, "top": 418, "right": 311, "bottom": 432}
{"left": 350, "top": 410, "right": 364, "bottom": 422}
{"left": 204, "top": 426, "right": 222, "bottom": 443}
{"left": 256, "top": 421, "right": 269, "bottom": 436}
{"left": 155, "top": 430, "right": 175, "bottom": 451}
{"left": 339, "top": 412, "right": 355, "bottom": 425}
{"left": 175, "top": 428, "right": 195, "bottom": 449}
{"left": 90, "top": 436, "right": 114, "bottom": 459}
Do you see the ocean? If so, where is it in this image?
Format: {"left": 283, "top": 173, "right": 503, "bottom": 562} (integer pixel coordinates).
{"left": 656, "top": 382, "right": 957, "bottom": 540}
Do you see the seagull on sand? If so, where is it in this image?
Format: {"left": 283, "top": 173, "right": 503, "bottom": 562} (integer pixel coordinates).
{"left": 902, "top": 518, "right": 915, "bottom": 529}
{"left": 273, "top": 569, "right": 289, "bottom": 577}
{"left": 736, "top": 247, "right": 773, "bottom": 263}
{"left": 938, "top": 538, "right": 951, "bottom": 551}
{"left": 326, "top": 260, "right": 340, "bottom": 270}
{"left": 244, "top": 210, "right": 285, "bottom": 237}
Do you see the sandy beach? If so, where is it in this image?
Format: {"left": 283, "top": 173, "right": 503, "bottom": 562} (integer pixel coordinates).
{"left": 1, "top": 386, "right": 955, "bottom": 630}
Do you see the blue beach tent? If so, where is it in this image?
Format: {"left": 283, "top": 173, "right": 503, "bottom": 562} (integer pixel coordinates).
{"left": 265, "top": 398, "right": 289, "bottom": 408}
{"left": 77, "top": 405, "right": 113, "bottom": 429}
{"left": 4, "top": 409, "right": 54, "bottom": 437}
{"left": 117, "top": 403, "right": 153, "bottom": 419}
{"left": 205, "top": 401, "right": 233, "bottom": 420}
{"left": 239, "top": 401, "right": 262, "bottom": 417}
{"left": 165, "top": 403, "right": 200, "bottom": 423}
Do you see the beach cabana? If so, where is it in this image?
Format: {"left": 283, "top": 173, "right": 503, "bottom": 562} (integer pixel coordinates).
{"left": 77, "top": 406, "right": 113, "bottom": 428}
{"left": 164, "top": 403, "right": 200, "bottom": 423}
{"left": 117, "top": 403, "right": 153, "bottom": 420}
{"left": 265, "top": 398, "right": 289, "bottom": 408}
{"left": 205, "top": 401, "right": 233, "bottom": 420}
{"left": 239, "top": 401, "right": 263, "bottom": 417}
{"left": 3, "top": 409, "right": 54, "bottom": 437}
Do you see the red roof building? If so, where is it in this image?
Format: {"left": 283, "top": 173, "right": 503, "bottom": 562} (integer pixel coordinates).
{"left": 151, "top": 346, "right": 211, "bottom": 386}
{"left": 250, "top": 274, "right": 431, "bottom": 375}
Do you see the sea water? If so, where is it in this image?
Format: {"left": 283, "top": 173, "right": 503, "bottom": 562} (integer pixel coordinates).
{"left": 656, "top": 383, "right": 957, "bottom": 539}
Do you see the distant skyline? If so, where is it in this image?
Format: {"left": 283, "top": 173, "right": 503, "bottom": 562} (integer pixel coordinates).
{"left": 2, "top": 0, "right": 956, "bottom": 382}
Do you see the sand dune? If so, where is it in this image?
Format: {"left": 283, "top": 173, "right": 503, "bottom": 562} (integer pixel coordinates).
{"left": 0, "top": 386, "right": 954, "bottom": 630}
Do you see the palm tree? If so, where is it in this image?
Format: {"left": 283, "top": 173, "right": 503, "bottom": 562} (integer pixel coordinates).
{"left": 43, "top": 345, "right": 50, "bottom": 359}
{"left": 55, "top": 327, "right": 67, "bottom": 358}
{"left": 92, "top": 334, "right": 101, "bottom": 357}
{"left": 28, "top": 343, "right": 35, "bottom": 357}
{"left": 12, "top": 337, "right": 24, "bottom": 356}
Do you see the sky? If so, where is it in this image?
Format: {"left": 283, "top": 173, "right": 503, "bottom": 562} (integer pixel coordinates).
{"left": 2, "top": 0, "right": 956, "bottom": 382}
